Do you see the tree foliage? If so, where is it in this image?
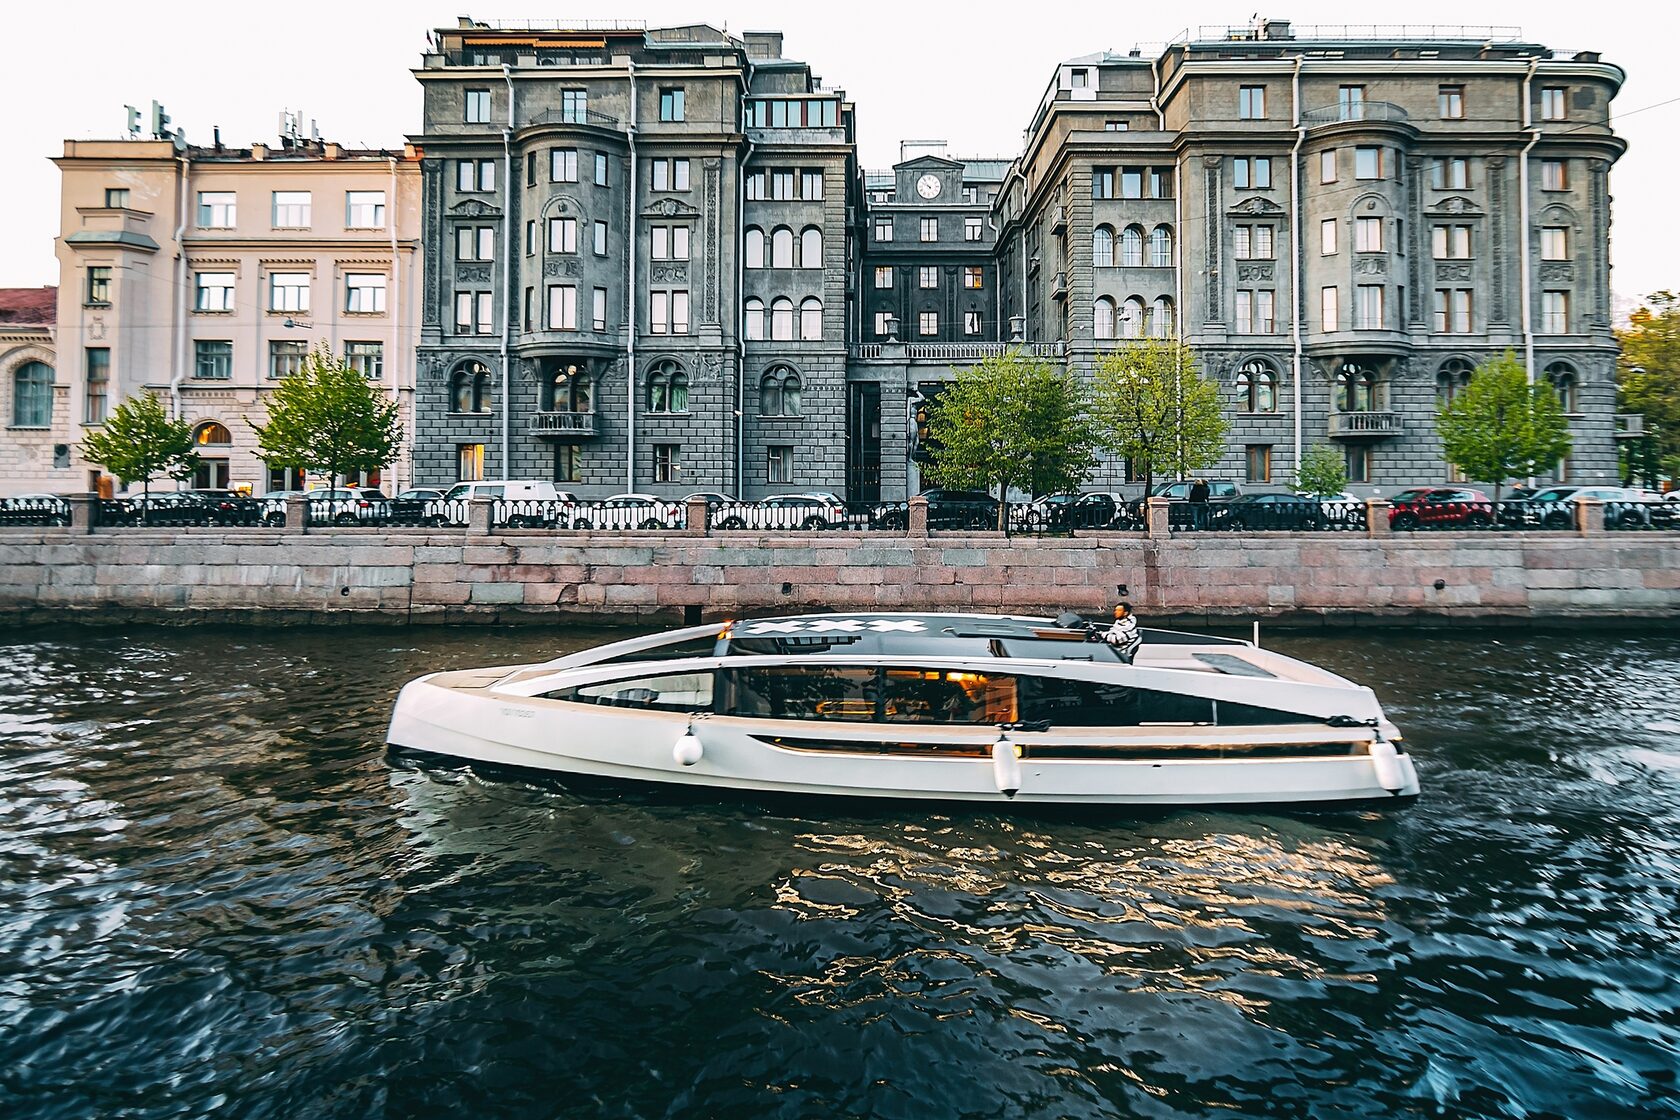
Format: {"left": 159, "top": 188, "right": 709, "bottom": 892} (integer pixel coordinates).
{"left": 1436, "top": 351, "right": 1572, "bottom": 500}
{"left": 1294, "top": 444, "right": 1349, "bottom": 497}
{"left": 79, "top": 391, "right": 197, "bottom": 499}
{"left": 1089, "top": 339, "right": 1227, "bottom": 495}
{"left": 922, "top": 350, "right": 1099, "bottom": 526}
{"left": 249, "top": 344, "right": 404, "bottom": 489}
{"left": 1616, "top": 290, "right": 1680, "bottom": 483}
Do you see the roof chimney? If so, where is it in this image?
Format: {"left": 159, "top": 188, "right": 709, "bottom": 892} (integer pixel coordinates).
{"left": 1262, "top": 19, "right": 1294, "bottom": 40}
{"left": 743, "top": 30, "right": 783, "bottom": 60}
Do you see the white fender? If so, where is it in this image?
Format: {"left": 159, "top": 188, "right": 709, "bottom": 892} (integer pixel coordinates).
{"left": 1369, "top": 738, "right": 1404, "bottom": 794}
{"left": 992, "top": 736, "right": 1022, "bottom": 798}
{"left": 672, "top": 731, "right": 704, "bottom": 767}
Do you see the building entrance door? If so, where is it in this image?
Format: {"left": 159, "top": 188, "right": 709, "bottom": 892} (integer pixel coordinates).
{"left": 845, "top": 382, "right": 881, "bottom": 503}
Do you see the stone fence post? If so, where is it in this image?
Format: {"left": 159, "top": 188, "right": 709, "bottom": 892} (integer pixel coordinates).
{"left": 1575, "top": 497, "right": 1604, "bottom": 537}
{"left": 468, "top": 496, "right": 496, "bottom": 535}
{"left": 65, "top": 493, "right": 98, "bottom": 534}
{"left": 908, "top": 496, "right": 929, "bottom": 538}
{"left": 684, "top": 496, "right": 710, "bottom": 537}
{"left": 1146, "top": 497, "right": 1170, "bottom": 540}
{"left": 285, "top": 494, "right": 307, "bottom": 532}
{"left": 1365, "top": 499, "right": 1392, "bottom": 538}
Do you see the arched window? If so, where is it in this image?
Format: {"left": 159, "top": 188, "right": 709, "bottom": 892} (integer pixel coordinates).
{"left": 744, "top": 227, "right": 765, "bottom": 269}
{"left": 1121, "top": 297, "right": 1146, "bottom": 339}
{"left": 771, "top": 227, "right": 794, "bottom": 269}
{"left": 1436, "top": 358, "right": 1473, "bottom": 404}
{"left": 1545, "top": 361, "right": 1578, "bottom": 413}
{"left": 450, "top": 360, "right": 491, "bottom": 413}
{"left": 1092, "top": 225, "right": 1114, "bottom": 268}
{"left": 11, "top": 361, "right": 53, "bottom": 427}
{"left": 546, "top": 362, "right": 591, "bottom": 411}
{"left": 1335, "top": 361, "right": 1379, "bottom": 412}
{"left": 800, "top": 227, "right": 822, "bottom": 268}
{"left": 1148, "top": 296, "right": 1175, "bottom": 338}
{"left": 760, "top": 366, "right": 803, "bottom": 416}
{"left": 1150, "top": 225, "right": 1174, "bottom": 268}
{"left": 1120, "top": 225, "right": 1144, "bottom": 267}
{"left": 744, "top": 298, "right": 765, "bottom": 341}
{"left": 1236, "top": 360, "right": 1277, "bottom": 413}
{"left": 1093, "top": 297, "right": 1116, "bottom": 340}
{"left": 571, "top": 372, "right": 592, "bottom": 414}
{"left": 799, "top": 297, "right": 823, "bottom": 340}
{"left": 646, "top": 359, "right": 687, "bottom": 413}
{"left": 195, "top": 421, "right": 232, "bottom": 446}
{"left": 771, "top": 297, "right": 794, "bottom": 341}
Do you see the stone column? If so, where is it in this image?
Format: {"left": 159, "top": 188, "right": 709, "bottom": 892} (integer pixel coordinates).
{"left": 468, "top": 496, "right": 496, "bottom": 535}
{"left": 1574, "top": 497, "right": 1604, "bottom": 536}
{"left": 1365, "top": 499, "right": 1392, "bottom": 538}
{"left": 1146, "top": 497, "right": 1171, "bottom": 540}
{"left": 285, "top": 494, "right": 307, "bottom": 532}
{"left": 684, "top": 495, "right": 710, "bottom": 537}
{"left": 908, "top": 496, "right": 929, "bottom": 538}
{"left": 65, "top": 493, "right": 98, "bottom": 534}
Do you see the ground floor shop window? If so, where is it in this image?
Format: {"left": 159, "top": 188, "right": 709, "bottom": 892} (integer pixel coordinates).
{"left": 458, "top": 444, "right": 484, "bottom": 482}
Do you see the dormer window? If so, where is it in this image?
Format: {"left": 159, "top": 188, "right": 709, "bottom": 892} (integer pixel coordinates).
{"left": 1070, "top": 68, "right": 1089, "bottom": 88}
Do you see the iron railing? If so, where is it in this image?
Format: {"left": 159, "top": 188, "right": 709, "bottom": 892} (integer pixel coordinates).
{"left": 0, "top": 496, "right": 70, "bottom": 526}
{"left": 494, "top": 498, "right": 687, "bottom": 531}
{"left": 1165, "top": 500, "right": 1368, "bottom": 533}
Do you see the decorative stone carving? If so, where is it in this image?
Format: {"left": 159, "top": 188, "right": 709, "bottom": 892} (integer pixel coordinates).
{"left": 1489, "top": 160, "right": 1507, "bottom": 322}
{"left": 1202, "top": 155, "right": 1222, "bottom": 169}
{"left": 456, "top": 265, "right": 492, "bottom": 284}
{"left": 695, "top": 354, "right": 722, "bottom": 383}
{"left": 1427, "top": 195, "right": 1483, "bottom": 216}
{"left": 1236, "top": 262, "right": 1274, "bottom": 282}
{"left": 88, "top": 315, "right": 107, "bottom": 341}
{"left": 642, "top": 197, "right": 701, "bottom": 219}
{"left": 705, "top": 160, "right": 720, "bottom": 324}
{"left": 563, "top": 259, "right": 582, "bottom": 278}
{"left": 1539, "top": 262, "right": 1575, "bottom": 283}
{"left": 1353, "top": 255, "right": 1387, "bottom": 276}
{"left": 651, "top": 264, "right": 688, "bottom": 284}
{"left": 449, "top": 199, "right": 501, "bottom": 218}
{"left": 1435, "top": 263, "right": 1472, "bottom": 282}
{"left": 1204, "top": 162, "right": 1221, "bottom": 322}
{"left": 422, "top": 161, "right": 443, "bottom": 327}
{"left": 543, "top": 260, "right": 562, "bottom": 278}
{"left": 1228, "top": 196, "right": 1285, "bottom": 217}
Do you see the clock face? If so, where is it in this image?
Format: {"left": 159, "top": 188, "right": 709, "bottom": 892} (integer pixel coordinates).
{"left": 916, "top": 174, "right": 942, "bottom": 199}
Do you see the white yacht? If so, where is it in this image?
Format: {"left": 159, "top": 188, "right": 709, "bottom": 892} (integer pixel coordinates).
{"left": 386, "top": 613, "right": 1418, "bottom": 807}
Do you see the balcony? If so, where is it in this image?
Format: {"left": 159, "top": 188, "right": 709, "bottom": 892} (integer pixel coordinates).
{"left": 1328, "top": 410, "right": 1402, "bottom": 439}
{"left": 849, "top": 341, "right": 1067, "bottom": 362}
{"left": 531, "top": 410, "right": 598, "bottom": 438}
{"left": 1614, "top": 413, "right": 1646, "bottom": 441}
{"left": 1051, "top": 205, "right": 1068, "bottom": 234}
{"left": 1301, "top": 101, "right": 1409, "bottom": 127}
{"left": 1051, "top": 271, "right": 1069, "bottom": 300}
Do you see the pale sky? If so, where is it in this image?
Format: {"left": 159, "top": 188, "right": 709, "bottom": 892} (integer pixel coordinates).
{"left": 2, "top": 0, "right": 1673, "bottom": 302}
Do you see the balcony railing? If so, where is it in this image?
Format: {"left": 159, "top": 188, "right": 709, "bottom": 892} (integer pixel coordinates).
{"left": 530, "top": 410, "right": 598, "bottom": 438}
{"left": 1301, "top": 101, "right": 1410, "bottom": 126}
{"left": 1051, "top": 205, "right": 1068, "bottom": 233}
{"left": 1051, "top": 271, "right": 1069, "bottom": 300}
{"left": 850, "top": 341, "right": 1068, "bottom": 362}
{"left": 1328, "top": 410, "right": 1402, "bottom": 438}
{"left": 526, "top": 107, "right": 622, "bottom": 128}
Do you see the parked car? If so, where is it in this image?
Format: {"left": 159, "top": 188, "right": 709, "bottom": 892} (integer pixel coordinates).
{"left": 1149, "top": 479, "right": 1242, "bottom": 502}
{"left": 424, "top": 480, "right": 566, "bottom": 526}
{"left": 564, "top": 493, "right": 682, "bottom": 530}
{"left": 0, "top": 494, "right": 71, "bottom": 526}
{"left": 1387, "top": 487, "right": 1494, "bottom": 530}
{"left": 118, "top": 491, "right": 214, "bottom": 527}
{"left": 1515, "top": 485, "right": 1668, "bottom": 529}
{"left": 876, "top": 488, "right": 1000, "bottom": 531}
{"left": 257, "top": 490, "right": 296, "bottom": 527}
{"left": 389, "top": 488, "right": 444, "bottom": 526}
{"left": 1017, "top": 491, "right": 1134, "bottom": 531}
{"left": 303, "top": 487, "right": 391, "bottom": 526}
{"left": 1217, "top": 492, "right": 1360, "bottom": 531}
{"left": 185, "top": 488, "right": 261, "bottom": 526}
{"left": 715, "top": 493, "right": 848, "bottom": 531}
{"left": 681, "top": 491, "right": 736, "bottom": 510}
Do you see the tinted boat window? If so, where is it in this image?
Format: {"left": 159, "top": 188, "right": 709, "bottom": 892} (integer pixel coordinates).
{"left": 601, "top": 633, "right": 723, "bottom": 664}
{"left": 1214, "top": 699, "right": 1311, "bottom": 726}
{"left": 722, "top": 666, "right": 878, "bottom": 721}
{"left": 545, "top": 671, "right": 713, "bottom": 712}
{"left": 881, "top": 669, "right": 1017, "bottom": 723}
{"left": 1018, "top": 675, "right": 1212, "bottom": 726}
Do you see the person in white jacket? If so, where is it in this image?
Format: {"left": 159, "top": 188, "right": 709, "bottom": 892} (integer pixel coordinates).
{"left": 1102, "top": 601, "right": 1141, "bottom": 663}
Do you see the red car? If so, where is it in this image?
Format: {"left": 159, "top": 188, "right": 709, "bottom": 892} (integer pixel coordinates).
{"left": 1388, "top": 487, "right": 1494, "bottom": 530}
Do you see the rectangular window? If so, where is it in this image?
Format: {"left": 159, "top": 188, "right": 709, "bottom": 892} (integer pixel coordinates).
{"left": 1432, "top": 288, "right": 1473, "bottom": 333}
{"left": 1239, "top": 85, "right": 1266, "bottom": 119}
{"left": 873, "top": 311, "right": 892, "bottom": 337}
{"left": 1542, "top": 290, "right": 1570, "bottom": 333}
{"left": 1235, "top": 290, "right": 1252, "bottom": 333}
{"left": 1430, "top": 158, "right": 1470, "bottom": 190}
{"left": 197, "top": 191, "right": 236, "bottom": 228}
{"left": 1233, "top": 225, "right": 1274, "bottom": 260}
{"left": 458, "top": 444, "right": 484, "bottom": 482}
{"left": 194, "top": 271, "right": 234, "bottom": 312}
{"left": 465, "top": 89, "right": 490, "bottom": 123}
{"left": 1438, "top": 85, "right": 1464, "bottom": 119}
{"left": 964, "top": 217, "right": 983, "bottom": 242}
{"left": 548, "top": 217, "right": 577, "bottom": 253}
{"left": 455, "top": 292, "right": 493, "bottom": 334}
{"left": 194, "top": 340, "right": 232, "bottom": 380}
{"left": 650, "top": 225, "right": 691, "bottom": 261}
{"left": 1233, "top": 157, "right": 1271, "bottom": 189}
{"left": 1355, "top": 147, "right": 1383, "bottom": 180}
{"left": 962, "top": 267, "right": 983, "bottom": 290}
{"left": 659, "top": 88, "right": 685, "bottom": 122}
{"left": 590, "top": 220, "right": 607, "bottom": 256}
{"left": 918, "top": 266, "right": 938, "bottom": 289}
{"left": 345, "top": 273, "right": 387, "bottom": 313}
{"left": 1321, "top": 286, "right": 1339, "bottom": 332}
{"left": 1320, "top": 218, "right": 1337, "bottom": 255}
{"left": 1432, "top": 224, "right": 1472, "bottom": 259}
{"left": 104, "top": 187, "right": 129, "bottom": 208}
{"left": 744, "top": 171, "right": 766, "bottom": 200}
{"left": 345, "top": 340, "right": 383, "bottom": 379}
{"left": 525, "top": 220, "right": 536, "bottom": 256}
{"left": 875, "top": 218, "right": 893, "bottom": 242}
{"left": 345, "top": 190, "right": 385, "bottom": 228}
{"left": 268, "top": 272, "right": 309, "bottom": 313}
{"left": 86, "top": 266, "right": 112, "bottom": 305}
{"left": 1355, "top": 284, "right": 1384, "bottom": 330}
{"left": 650, "top": 290, "right": 690, "bottom": 335}
{"left": 1092, "top": 168, "right": 1114, "bottom": 199}
{"left": 561, "top": 88, "right": 589, "bottom": 124}
{"left": 547, "top": 284, "right": 577, "bottom": 330}
{"left": 526, "top": 151, "right": 538, "bottom": 187}
{"left": 1542, "top": 160, "right": 1568, "bottom": 191}
{"left": 766, "top": 445, "right": 792, "bottom": 485}
{"left": 801, "top": 170, "right": 824, "bottom": 199}
{"left": 769, "top": 170, "right": 795, "bottom": 200}
{"left": 457, "top": 225, "right": 495, "bottom": 261}
{"left": 1319, "top": 149, "right": 1337, "bottom": 184}
{"left": 553, "top": 445, "right": 580, "bottom": 483}
{"left": 964, "top": 310, "right": 982, "bottom": 335}
{"left": 1541, "top": 226, "right": 1568, "bottom": 260}
{"left": 84, "top": 347, "right": 109, "bottom": 423}
{"left": 1235, "top": 290, "right": 1275, "bottom": 334}
{"left": 1338, "top": 85, "right": 1365, "bottom": 121}
{"left": 592, "top": 287, "right": 607, "bottom": 331}
{"left": 1104, "top": 120, "right": 1128, "bottom": 131}
{"left": 653, "top": 443, "right": 679, "bottom": 484}
{"left": 1540, "top": 87, "right": 1566, "bottom": 121}
{"left": 1245, "top": 445, "right": 1272, "bottom": 483}
{"left": 874, "top": 266, "right": 893, "bottom": 289}
{"left": 921, "top": 217, "right": 938, "bottom": 242}
{"left": 1149, "top": 167, "right": 1174, "bottom": 199}
{"left": 523, "top": 286, "right": 534, "bottom": 329}
{"left": 1120, "top": 168, "right": 1144, "bottom": 198}
{"left": 1346, "top": 445, "right": 1370, "bottom": 484}
{"left": 271, "top": 191, "right": 311, "bottom": 228}
{"left": 455, "top": 292, "right": 472, "bottom": 333}
{"left": 268, "top": 340, "right": 307, "bottom": 379}
{"left": 919, "top": 311, "right": 938, "bottom": 336}
{"left": 1355, "top": 217, "right": 1383, "bottom": 253}
{"left": 594, "top": 151, "right": 609, "bottom": 185}
{"left": 457, "top": 159, "right": 496, "bottom": 193}
{"left": 550, "top": 148, "right": 578, "bottom": 183}
{"left": 476, "top": 292, "right": 493, "bottom": 334}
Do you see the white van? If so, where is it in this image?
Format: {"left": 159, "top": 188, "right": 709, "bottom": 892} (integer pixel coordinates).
{"left": 425, "top": 481, "right": 575, "bottom": 526}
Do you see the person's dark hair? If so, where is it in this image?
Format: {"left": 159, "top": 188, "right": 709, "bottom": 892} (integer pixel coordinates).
{"left": 1115, "top": 601, "right": 1133, "bottom": 616}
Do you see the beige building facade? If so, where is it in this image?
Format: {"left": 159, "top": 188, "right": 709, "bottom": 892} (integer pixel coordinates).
{"left": 46, "top": 137, "right": 422, "bottom": 497}
{"left": 0, "top": 287, "right": 60, "bottom": 495}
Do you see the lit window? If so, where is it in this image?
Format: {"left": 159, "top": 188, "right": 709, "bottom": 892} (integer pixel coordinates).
{"left": 919, "top": 266, "right": 938, "bottom": 289}
{"left": 962, "top": 267, "right": 983, "bottom": 290}
{"left": 919, "top": 311, "right": 938, "bottom": 336}
{"left": 874, "top": 266, "right": 893, "bottom": 289}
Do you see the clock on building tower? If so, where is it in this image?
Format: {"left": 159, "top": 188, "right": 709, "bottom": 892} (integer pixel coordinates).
{"left": 916, "top": 174, "right": 941, "bottom": 199}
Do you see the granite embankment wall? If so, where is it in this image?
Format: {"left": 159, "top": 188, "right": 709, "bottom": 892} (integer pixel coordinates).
{"left": 2, "top": 528, "right": 1678, "bottom": 626}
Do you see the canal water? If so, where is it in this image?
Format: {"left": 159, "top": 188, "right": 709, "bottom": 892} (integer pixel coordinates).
{"left": 1, "top": 623, "right": 1677, "bottom": 1119}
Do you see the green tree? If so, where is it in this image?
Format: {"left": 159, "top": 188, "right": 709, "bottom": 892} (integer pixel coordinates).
{"left": 249, "top": 344, "right": 404, "bottom": 490}
{"left": 1616, "top": 290, "right": 1680, "bottom": 485}
{"left": 1294, "top": 444, "right": 1349, "bottom": 497}
{"left": 79, "top": 391, "right": 198, "bottom": 503}
{"left": 1436, "top": 351, "right": 1572, "bottom": 501}
{"left": 922, "top": 349, "right": 1099, "bottom": 528}
{"left": 1089, "top": 338, "right": 1227, "bottom": 495}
